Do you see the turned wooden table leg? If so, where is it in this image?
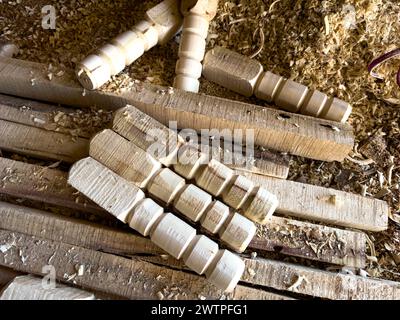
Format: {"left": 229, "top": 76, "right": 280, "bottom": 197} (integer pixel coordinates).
{"left": 76, "top": 0, "right": 182, "bottom": 90}
{"left": 68, "top": 157, "right": 245, "bottom": 292}
{"left": 203, "top": 46, "right": 352, "bottom": 123}
{"left": 173, "top": 0, "right": 219, "bottom": 92}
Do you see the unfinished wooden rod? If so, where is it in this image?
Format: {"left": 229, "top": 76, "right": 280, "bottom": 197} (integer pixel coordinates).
{"left": 203, "top": 46, "right": 352, "bottom": 123}
{"left": 68, "top": 157, "right": 244, "bottom": 292}
{"left": 76, "top": 0, "right": 182, "bottom": 90}
{"left": 173, "top": 0, "right": 219, "bottom": 92}
{"left": 0, "top": 57, "right": 354, "bottom": 162}
{"left": 90, "top": 129, "right": 256, "bottom": 253}
{"left": 113, "top": 105, "right": 279, "bottom": 225}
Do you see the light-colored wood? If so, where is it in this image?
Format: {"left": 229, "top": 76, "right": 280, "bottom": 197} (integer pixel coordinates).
{"left": 129, "top": 198, "right": 164, "bottom": 237}
{"left": 0, "top": 94, "right": 108, "bottom": 139}
{"left": 222, "top": 175, "right": 254, "bottom": 210}
{"left": 76, "top": 0, "right": 182, "bottom": 90}
{"left": 0, "top": 275, "right": 95, "bottom": 300}
{"left": 0, "top": 119, "right": 88, "bottom": 162}
{"left": 146, "top": 0, "right": 183, "bottom": 44}
{"left": 68, "top": 158, "right": 145, "bottom": 222}
{"left": 0, "top": 57, "right": 354, "bottom": 161}
{"left": 242, "top": 257, "right": 400, "bottom": 300}
{"left": 200, "top": 200, "right": 230, "bottom": 234}
{"left": 202, "top": 46, "right": 263, "bottom": 97}
{"left": 148, "top": 168, "right": 186, "bottom": 204}
{"left": 174, "top": 0, "right": 219, "bottom": 93}
{"left": 113, "top": 105, "right": 279, "bottom": 225}
{"left": 113, "top": 106, "right": 184, "bottom": 167}
{"left": 205, "top": 250, "right": 245, "bottom": 294}
{"left": 196, "top": 141, "right": 290, "bottom": 179}
{"left": 183, "top": 235, "right": 218, "bottom": 275}
{"left": 243, "top": 186, "right": 278, "bottom": 225}
{"left": 68, "top": 157, "right": 244, "bottom": 292}
{"left": 0, "top": 42, "right": 18, "bottom": 58}
{"left": 239, "top": 171, "right": 389, "bottom": 232}
{"left": 0, "top": 179, "right": 367, "bottom": 268}
{"left": 0, "top": 157, "right": 104, "bottom": 216}
{"left": 90, "top": 129, "right": 161, "bottom": 188}
{"left": 114, "top": 106, "right": 289, "bottom": 178}
{"left": 140, "top": 252, "right": 400, "bottom": 300}
{"left": 150, "top": 212, "right": 197, "bottom": 260}
{"left": 89, "top": 129, "right": 256, "bottom": 253}
{"left": 0, "top": 229, "right": 274, "bottom": 300}
{"left": 195, "top": 159, "right": 234, "bottom": 197}
{"left": 219, "top": 213, "right": 257, "bottom": 253}
{"left": 0, "top": 94, "right": 288, "bottom": 179}
{"left": 0, "top": 201, "right": 162, "bottom": 256}
{"left": 203, "top": 46, "right": 352, "bottom": 123}
{"left": 175, "top": 143, "right": 209, "bottom": 179}
{"left": 174, "top": 184, "right": 212, "bottom": 222}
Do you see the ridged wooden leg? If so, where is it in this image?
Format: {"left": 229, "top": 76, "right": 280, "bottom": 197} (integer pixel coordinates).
{"left": 151, "top": 212, "right": 197, "bottom": 259}
{"left": 173, "top": 0, "right": 219, "bottom": 92}
{"left": 112, "top": 105, "right": 279, "bottom": 225}
{"left": 222, "top": 175, "right": 255, "bottom": 210}
{"left": 68, "top": 157, "right": 244, "bottom": 292}
{"left": 202, "top": 46, "right": 352, "bottom": 123}
{"left": 76, "top": 0, "right": 182, "bottom": 90}
{"left": 90, "top": 129, "right": 256, "bottom": 253}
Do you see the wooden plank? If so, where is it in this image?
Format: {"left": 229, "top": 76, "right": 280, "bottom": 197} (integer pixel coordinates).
{"left": 1, "top": 275, "right": 95, "bottom": 300}
{"left": 239, "top": 171, "right": 389, "bottom": 232}
{"left": 0, "top": 119, "right": 88, "bottom": 162}
{"left": 0, "top": 157, "right": 102, "bottom": 215}
{"left": 242, "top": 258, "right": 400, "bottom": 300}
{"left": 0, "top": 201, "right": 162, "bottom": 257}
{"left": 0, "top": 93, "right": 112, "bottom": 139}
{"left": 0, "top": 161, "right": 367, "bottom": 267}
{"left": 252, "top": 216, "right": 366, "bottom": 268}
{"left": 125, "top": 252, "right": 400, "bottom": 300}
{"left": 0, "top": 57, "right": 354, "bottom": 162}
{"left": 0, "top": 229, "right": 290, "bottom": 300}
{"left": 0, "top": 94, "right": 287, "bottom": 178}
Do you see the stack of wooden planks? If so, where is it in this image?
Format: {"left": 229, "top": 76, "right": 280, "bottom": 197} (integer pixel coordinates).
{"left": 0, "top": 57, "right": 397, "bottom": 300}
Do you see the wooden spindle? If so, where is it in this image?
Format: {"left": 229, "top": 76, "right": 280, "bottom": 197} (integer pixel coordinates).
{"left": 76, "top": 0, "right": 182, "bottom": 90}
{"left": 89, "top": 129, "right": 256, "bottom": 253}
{"left": 203, "top": 46, "right": 352, "bottom": 123}
{"left": 68, "top": 157, "right": 244, "bottom": 292}
{"left": 112, "top": 105, "right": 279, "bottom": 226}
{"left": 173, "top": 0, "right": 219, "bottom": 92}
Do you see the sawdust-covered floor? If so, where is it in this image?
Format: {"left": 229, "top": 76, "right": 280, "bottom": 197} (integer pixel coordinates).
{"left": 0, "top": 0, "right": 399, "bottom": 283}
